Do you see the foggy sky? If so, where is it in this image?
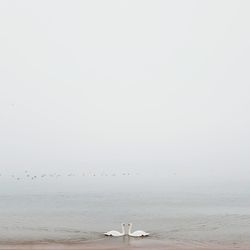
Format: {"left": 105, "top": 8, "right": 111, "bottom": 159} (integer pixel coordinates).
{"left": 1, "top": 0, "right": 250, "bottom": 186}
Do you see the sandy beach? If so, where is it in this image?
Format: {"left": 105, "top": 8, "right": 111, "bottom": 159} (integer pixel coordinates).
{"left": 0, "top": 244, "right": 248, "bottom": 250}
{"left": 0, "top": 238, "right": 249, "bottom": 250}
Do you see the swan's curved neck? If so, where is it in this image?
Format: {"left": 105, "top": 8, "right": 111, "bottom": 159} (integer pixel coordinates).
{"left": 121, "top": 225, "right": 125, "bottom": 235}
{"left": 128, "top": 224, "right": 132, "bottom": 234}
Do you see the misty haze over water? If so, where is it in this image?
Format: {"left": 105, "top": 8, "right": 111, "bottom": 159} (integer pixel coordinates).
{"left": 1, "top": 0, "right": 250, "bottom": 248}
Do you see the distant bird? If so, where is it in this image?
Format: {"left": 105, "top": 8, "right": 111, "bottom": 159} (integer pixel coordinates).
{"left": 104, "top": 223, "right": 125, "bottom": 237}
{"left": 128, "top": 223, "right": 149, "bottom": 237}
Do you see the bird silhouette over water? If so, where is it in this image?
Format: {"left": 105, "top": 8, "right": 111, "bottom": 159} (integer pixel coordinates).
{"left": 4, "top": 171, "right": 139, "bottom": 182}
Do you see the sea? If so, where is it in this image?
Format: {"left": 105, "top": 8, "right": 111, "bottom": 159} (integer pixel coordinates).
{"left": 0, "top": 172, "right": 250, "bottom": 247}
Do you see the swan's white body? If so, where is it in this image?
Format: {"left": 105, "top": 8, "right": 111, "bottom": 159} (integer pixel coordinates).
{"left": 128, "top": 223, "right": 149, "bottom": 237}
{"left": 104, "top": 223, "right": 125, "bottom": 237}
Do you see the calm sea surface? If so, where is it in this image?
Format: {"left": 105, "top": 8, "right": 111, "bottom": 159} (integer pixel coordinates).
{"left": 1, "top": 185, "right": 250, "bottom": 247}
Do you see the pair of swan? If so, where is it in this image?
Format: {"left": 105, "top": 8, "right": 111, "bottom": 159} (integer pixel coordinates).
{"left": 104, "top": 223, "right": 149, "bottom": 237}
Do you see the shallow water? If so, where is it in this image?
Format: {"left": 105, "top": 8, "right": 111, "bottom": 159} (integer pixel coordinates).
{"left": 0, "top": 185, "right": 250, "bottom": 247}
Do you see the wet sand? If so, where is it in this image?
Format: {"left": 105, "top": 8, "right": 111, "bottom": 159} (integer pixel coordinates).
{"left": 0, "top": 238, "right": 248, "bottom": 250}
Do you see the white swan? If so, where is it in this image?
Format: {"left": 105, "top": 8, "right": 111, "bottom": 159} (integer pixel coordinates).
{"left": 128, "top": 223, "right": 149, "bottom": 237}
{"left": 104, "top": 223, "right": 125, "bottom": 237}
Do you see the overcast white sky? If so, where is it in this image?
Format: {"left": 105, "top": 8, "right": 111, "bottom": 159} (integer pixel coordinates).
{"left": 0, "top": 0, "right": 250, "bottom": 186}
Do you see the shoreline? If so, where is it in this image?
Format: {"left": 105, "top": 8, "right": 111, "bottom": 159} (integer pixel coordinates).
{"left": 0, "top": 238, "right": 248, "bottom": 250}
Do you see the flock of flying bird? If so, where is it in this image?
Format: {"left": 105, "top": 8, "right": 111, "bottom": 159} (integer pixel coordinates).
{"left": 0, "top": 171, "right": 139, "bottom": 181}
{"left": 104, "top": 223, "right": 149, "bottom": 237}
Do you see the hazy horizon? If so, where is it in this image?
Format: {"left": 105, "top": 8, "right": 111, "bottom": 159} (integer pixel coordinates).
{"left": 1, "top": 0, "right": 250, "bottom": 194}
